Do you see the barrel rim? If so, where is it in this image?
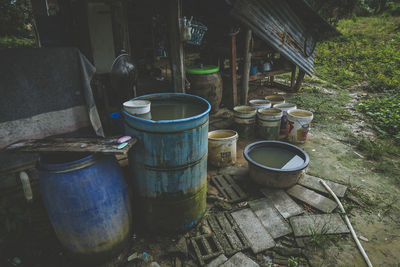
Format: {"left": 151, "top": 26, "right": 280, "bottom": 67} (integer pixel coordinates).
{"left": 208, "top": 129, "right": 238, "bottom": 141}
{"left": 122, "top": 93, "right": 211, "bottom": 124}
{"left": 186, "top": 65, "right": 219, "bottom": 74}
{"left": 243, "top": 141, "right": 309, "bottom": 172}
{"left": 37, "top": 153, "right": 98, "bottom": 173}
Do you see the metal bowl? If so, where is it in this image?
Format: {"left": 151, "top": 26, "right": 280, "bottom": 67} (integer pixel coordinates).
{"left": 244, "top": 141, "right": 309, "bottom": 188}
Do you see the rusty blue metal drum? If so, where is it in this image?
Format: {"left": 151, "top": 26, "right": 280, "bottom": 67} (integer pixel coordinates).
{"left": 122, "top": 93, "right": 210, "bottom": 232}
{"left": 37, "top": 153, "right": 132, "bottom": 261}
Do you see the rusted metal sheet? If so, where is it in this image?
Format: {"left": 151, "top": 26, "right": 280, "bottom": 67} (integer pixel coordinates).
{"left": 231, "top": 0, "right": 340, "bottom": 76}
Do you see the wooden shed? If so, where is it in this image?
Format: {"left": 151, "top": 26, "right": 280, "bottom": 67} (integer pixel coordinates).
{"left": 28, "top": 0, "right": 340, "bottom": 117}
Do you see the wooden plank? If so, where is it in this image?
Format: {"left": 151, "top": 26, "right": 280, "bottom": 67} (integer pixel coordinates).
{"left": 298, "top": 174, "right": 347, "bottom": 198}
{"left": 242, "top": 28, "right": 252, "bottom": 105}
{"left": 231, "top": 208, "right": 275, "bottom": 253}
{"left": 248, "top": 198, "right": 292, "bottom": 239}
{"left": 250, "top": 50, "right": 274, "bottom": 57}
{"left": 231, "top": 35, "right": 238, "bottom": 106}
{"left": 168, "top": 0, "right": 185, "bottom": 92}
{"left": 290, "top": 66, "right": 296, "bottom": 88}
{"left": 4, "top": 136, "right": 137, "bottom": 155}
{"left": 249, "top": 69, "right": 291, "bottom": 81}
{"left": 293, "top": 70, "right": 305, "bottom": 91}
{"left": 289, "top": 214, "right": 349, "bottom": 237}
{"left": 286, "top": 185, "right": 337, "bottom": 213}
{"left": 260, "top": 188, "right": 304, "bottom": 219}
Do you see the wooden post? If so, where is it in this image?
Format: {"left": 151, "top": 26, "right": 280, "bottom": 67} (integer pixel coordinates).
{"left": 290, "top": 65, "right": 296, "bottom": 88}
{"left": 293, "top": 70, "right": 305, "bottom": 91}
{"left": 168, "top": 0, "right": 185, "bottom": 92}
{"left": 231, "top": 35, "right": 238, "bottom": 106}
{"left": 242, "top": 28, "right": 252, "bottom": 105}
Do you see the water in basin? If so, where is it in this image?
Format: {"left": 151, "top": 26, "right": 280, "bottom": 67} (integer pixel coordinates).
{"left": 248, "top": 147, "right": 304, "bottom": 169}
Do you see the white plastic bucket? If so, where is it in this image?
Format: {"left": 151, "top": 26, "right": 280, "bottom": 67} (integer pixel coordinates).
{"left": 265, "top": 95, "right": 285, "bottom": 106}
{"left": 257, "top": 108, "right": 283, "bottom": 140}
{"left": 274, "top": 103, "right": 297, "bottom": 133}
{"left": 233, "top": 106, "right": 257, "bottom": 138}
{"left": 287, "top": 109, "right": 314, "bottom": 143}
{"left": 123, "top": 100, "right": 151, "bottom": 119}
{"left": 233, "top": 106, "right": 257, "bottom": 124}
{"left": 249, "top": 99, "right": 272, "bottom": 110}
{"left": 208, "top": 130, "right": 239, "bottom": 167}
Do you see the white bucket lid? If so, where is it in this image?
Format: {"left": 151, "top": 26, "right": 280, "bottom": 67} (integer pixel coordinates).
{"left": 123, "top": 100, "right": 151, "bottom": 115}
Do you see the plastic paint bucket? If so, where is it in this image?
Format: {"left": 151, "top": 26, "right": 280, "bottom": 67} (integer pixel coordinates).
{"left": 287, "top": 109, "right": 314, "bottom": 143}
{"left": 208, "top": 130, "right": 239, "bottom": 167}
{"left": 233, "top": 105, "right": 257, "bottom": 137}
{"left": 249, "top": 99, "right": 272, "bottom": 110}
{"left": 265, "top": 95, "right": 285, "bottom": 106}
{"left": 257, "top": 108, "right": 283, "bottom": 140}
{"left": 274, "top": 103, "right": 297, "bottom": 133}
{"left": 123, "top": 100, "right": 151, "bottom": 119}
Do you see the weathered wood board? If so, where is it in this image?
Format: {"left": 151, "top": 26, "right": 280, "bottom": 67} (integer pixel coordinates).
{"left": 260, "top": 188, "right": 304, "bottom": 219}
{"left": 298, "top": 174, "right": 347, "bottom": 197}
{"left": 248, "top": 198, "right": 292, "bottom": 239}
{"left": 290, "top": 213, "right": 350, "bottom": 237}
{"left": 286, "top": 185, "right": 337, "bottom": 213}
{"left": 4, "top": 136, "right": 137, "bottom": 155}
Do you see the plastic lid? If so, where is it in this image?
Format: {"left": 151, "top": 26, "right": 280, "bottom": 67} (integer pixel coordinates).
{"left": 186, "top": 65, "right": 219, "bottom": 74}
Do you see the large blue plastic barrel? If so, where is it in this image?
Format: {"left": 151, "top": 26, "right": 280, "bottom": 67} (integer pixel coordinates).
{"left": 122, "top": 93, "right": 210, "bottom": 232}
{"left": 37, "top": 153, "right": 132, "bottom": 260}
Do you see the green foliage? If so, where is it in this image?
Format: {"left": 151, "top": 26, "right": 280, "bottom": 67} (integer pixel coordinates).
{"left": 287, "top": 257, "right": 299, "bottom": 267}
{"left": 0, "top": 35, "right": 35, "bottom": 49}
{"left": 0, "top": 0, "right": 33, "bottom": 37}
{"left": 306, "top": 0, "right": 360, "bottom": 25}
{"left": 308, "top": 223, "right": 342, "bottom": 249}
{"left": 357, "top": 95, "right": 400, "bottom": 139}
{"left": 314, "top": 16, "right": 400, "bottom": 92}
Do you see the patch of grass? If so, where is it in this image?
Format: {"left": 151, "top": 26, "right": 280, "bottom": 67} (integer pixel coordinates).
{"left": 355, "top": 138, "right": 387, "bottom": 160}
{"left": 357, "top": 94, "right": 400, "bottom": 140}
{"left": 287, "top": 256, "right": 307, "bottom": 267}
{"left": 315, "top": 16, "right": 400, "bottom": 92}
{"left": 308, "top": 223, "right": 342, "bottom": 249}
{"left": 290, "top": 86, "right": 351, "bottom": 124}
{"left": 353, "top": 137, "right": 400, "bottom": 183}
{"left": 348, "top": 187, "right": 379, "bottom": 212}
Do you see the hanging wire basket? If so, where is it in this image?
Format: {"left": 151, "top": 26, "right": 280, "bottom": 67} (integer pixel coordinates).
{"left": 186, "top": 21, "right": 208, "bottom": 46}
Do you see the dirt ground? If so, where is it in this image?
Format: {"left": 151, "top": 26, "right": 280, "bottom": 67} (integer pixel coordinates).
{"left": 1, "top": 85, "right": 399, "bottom": 267}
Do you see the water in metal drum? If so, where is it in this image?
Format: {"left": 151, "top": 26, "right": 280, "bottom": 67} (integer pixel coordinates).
{"left": 248, "top": 147, "right": 303, "bottom": 169}
{"left": 131, "top": 100, "right": 205, "bottom": 121}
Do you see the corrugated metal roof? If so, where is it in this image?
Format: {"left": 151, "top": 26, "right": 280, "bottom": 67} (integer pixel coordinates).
{"left": 231, "top": 0, "right": 340, "bottom": 76}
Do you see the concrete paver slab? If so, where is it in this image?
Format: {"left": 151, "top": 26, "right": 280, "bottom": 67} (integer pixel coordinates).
{"left": 206, "top": 254, "right": 228, "bottom": 267}
{"left": 260, "top": 188, "right": 304, "bottom": 219}
{"left": 211, "top": 174, "right": 248, "bottom": 203}
{"left": 290, "top": 213, "right": 350, "bottom": 237}
{"left": 286, "top": 185, "right": 337, "bottom": 213}
{"left": 206, "top": 212, "right": 250, "bottom": 256}
{"left": 220, "top": 252, "right": 259, "bottom": 267}
{"left": 298, "top": 174, "right": 347, "bottom": 198}
{"left": 231, "top": 208, "right": 275, "bottom": 254}
{"left": 248, "top": 198, "right": 292, "bottom": 239}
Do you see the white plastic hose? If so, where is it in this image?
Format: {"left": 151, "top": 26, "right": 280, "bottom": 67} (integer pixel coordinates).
{"left": 320, "top": 180, "right": 373, "bottom": 267}
{"left": 20, "top": 171, "right": 33, "bottom": 202}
